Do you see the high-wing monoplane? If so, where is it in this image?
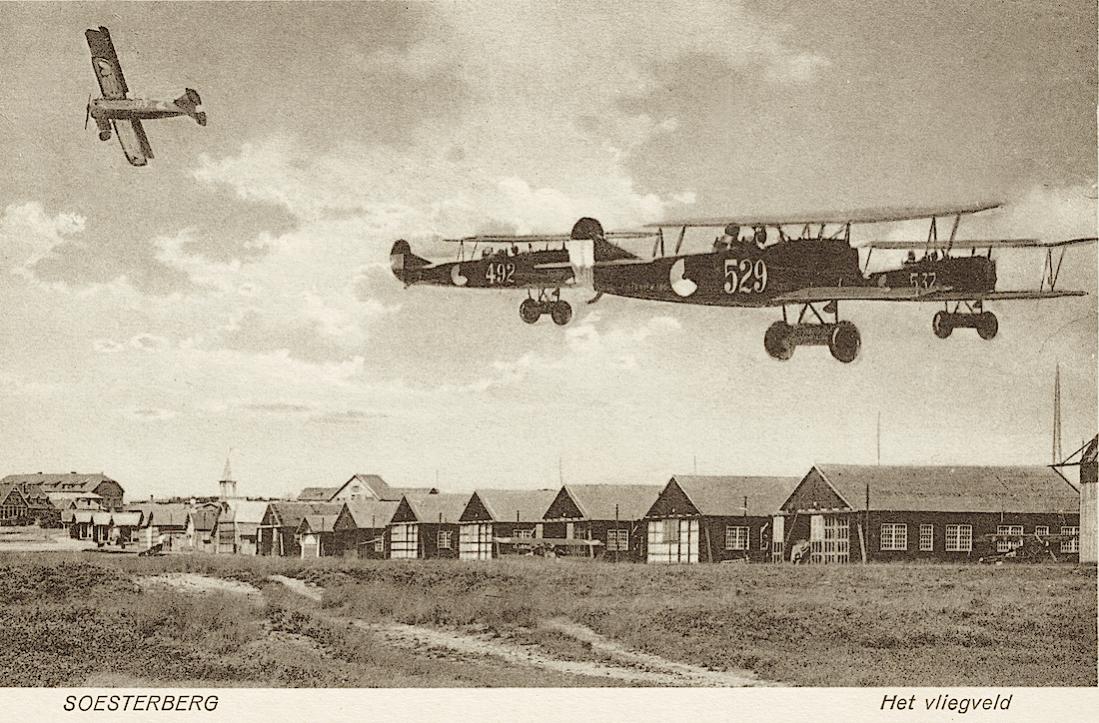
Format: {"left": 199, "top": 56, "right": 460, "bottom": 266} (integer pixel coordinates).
{"left": 390, "top": 218, "right": 653, "bottom": 326}
{"left": 85, "top": 26, "right": 207, "bottom": 166}
{"left": 599, "top": 201, "right": 1094, "bottom": 362}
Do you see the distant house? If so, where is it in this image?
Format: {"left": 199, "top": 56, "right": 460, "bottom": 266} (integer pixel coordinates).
{"left": 0, "top": 483, "right": 31, "bottom": 526}
{"left": 62, "top": 510, "right": 94, "bottom": 540}
{"left": 186, "top": 507, "right": 219, "bottom": 553}
{"left": 332, "top": 499, "right": 401, "bottom": 558}
{"left": 128, "top": 502, "right": 195, "bottom": 551}
{"left": 388, "top": 493, "right": 469, "bottom": 559}
{"left": 644, "top": 475, "right": 800, "bottom": 564}
{"left": 1, "top": 473, "right": 124, "bottom": 510}
{"left": 542, "top": 484, "right": 662, "bottom": 561}
{"left": 458, "top": 489, "right": 558, "bottom": 560}
{"left": 296, "top": 487, "right": 339, "bottom": 502}
{"left": 214, "top": 500, "right": 269, "bottom": 555}
{"left": 46, "top": 491, "right": 103, "bottom": 511}
{"left": 258, "top": 501, "right": 342, "bottom": 556}
{"left": 329, "top": 474, "right": 437, "bottom": 503}
{"left": 297, "top": 514, "right": 339, "bottom": 558}
{"left": 779, "top": 465, "right": 1082, "bottom": 563}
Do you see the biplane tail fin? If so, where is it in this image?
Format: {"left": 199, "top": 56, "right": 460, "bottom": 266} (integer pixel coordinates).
{"left": 390, "top": 240, "right": 430, "bottom": 284}
{"left": 175, "top": 88, "right": 207, "bottom": 126}
{"left": 568, "top": 217, "right": 639, "bottom": 262}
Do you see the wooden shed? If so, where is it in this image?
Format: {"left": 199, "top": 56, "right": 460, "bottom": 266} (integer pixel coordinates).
{"left": 258, "top": 501, "right": 342, "bottom": 556}
{"left": 542, "top": 484, "right": 662, "bottom": 561}
{"left": 779, "top": 464, "right": 1082, "bottom": 563}
{"left": 643, "top": 475, "right": 799, "bottom": 564}
{"left": 457, "top": 489, "right": 557, "bottom": 560}
{"left": 388, "top": 493, "right": 469, "bottom": 559}
{"left": 297, "top": 514, "right": 339, "bottom": 558}
{"left": 332, "top": 499, "right": 401, "bottom": 558}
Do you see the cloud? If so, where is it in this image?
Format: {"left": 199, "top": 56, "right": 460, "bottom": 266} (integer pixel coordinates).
{"left": 126, "top": 407, "right": 177, "bottom": 421}
{"left": 0, "top": 202, "right": 86, "bottom": 272}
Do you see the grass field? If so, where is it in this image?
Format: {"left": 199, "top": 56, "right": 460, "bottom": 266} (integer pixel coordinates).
{"left": 0, "top": 552, "right": 1094, "bottom": 687}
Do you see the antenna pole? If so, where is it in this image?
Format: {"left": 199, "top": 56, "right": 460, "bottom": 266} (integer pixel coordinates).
{"left": 1053, "top": 364, "right": 1063, "bottom": 464}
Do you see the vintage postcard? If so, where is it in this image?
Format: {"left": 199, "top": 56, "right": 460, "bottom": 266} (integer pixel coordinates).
{"left": 0, "top": 1, "right": 1095, "bottom": 719}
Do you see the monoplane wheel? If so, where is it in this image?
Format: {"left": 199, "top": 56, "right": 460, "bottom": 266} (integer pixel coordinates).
{"left": 829, "top": 321, "right": 860, "bottom": 363}
{"left": 932, "top": 311, "right": 952, "bottom": 339}
{"left": 519, "top": 298, "right": 541, "bottom": 324}
{"left": 977, "top": 311, "right": 998, "bottom": 340}
{"left": 550, "top": 301, "right": 573, "bottom": 326}
{"left": 764, "top": 322, "right": 794, "bottom": 361}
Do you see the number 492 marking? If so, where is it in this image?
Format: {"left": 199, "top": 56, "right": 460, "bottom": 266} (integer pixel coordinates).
{"left": 486, "top": 262, "right": 515, "bottom": 285}
{"left": 724, "top": 258, "right": 768, "bottom": 294}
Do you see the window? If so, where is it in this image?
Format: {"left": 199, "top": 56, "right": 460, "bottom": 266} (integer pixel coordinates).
{"left": 1061, "top": 527, "right": 1079, "bottom": 553}
{"left": 724, "top": 526, "right": 749, "bottom": 551}
{"left": 919, "top": 524, "right": 934, "bottom": 551}
{"left": 663, "top": 519, "right": 679, "bottom": 543}
{"left": 1035, "top": 526, "right": 1049, "bottom": 537}
{"left": 437, "top": 530, "right": 453, "bottom": 549}
{"left": 373, "top": 536, "right": 384, "bottom": 553}
{"left": 997, "top": 525, "right": 1023, "bottom": 553}
{"left": 879, "top": 523, "right": 908, "bottom": 551}
{"left": 607, "top": 528, "right": 629, "bottom": 552}
{"left": 945, "top": 524, "right": 972, "bottom": 552}
{"left": 515, "top": 528, "right": 534, "bottom": 540}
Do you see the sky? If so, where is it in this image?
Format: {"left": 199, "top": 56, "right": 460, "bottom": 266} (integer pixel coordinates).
{"left": 0, "top": 1, "right": 1095, "bottom": 499}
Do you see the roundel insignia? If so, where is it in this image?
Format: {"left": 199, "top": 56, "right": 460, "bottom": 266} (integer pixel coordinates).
{"left": 450, "top": 264, "right": 468, "bottom": 287}
{"left": 94, "top": 58, "right": 115, "bottom": 78}
{"left": 670, "top": 258, "right": 697, "bottom": 297}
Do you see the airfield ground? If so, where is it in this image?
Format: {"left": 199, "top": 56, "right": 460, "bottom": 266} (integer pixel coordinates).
{"left": 0, "top": 552, "right": 1093, "bottom": 687}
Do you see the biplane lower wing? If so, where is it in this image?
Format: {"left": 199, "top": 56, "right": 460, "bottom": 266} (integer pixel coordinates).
{"left": 113, "top": 120, "right": 152, "bottom": 166}
{"left": 771, "top": 286, "right": 942, "bottom": 303}
{"left": 860, "top": 237, "right": 1098, "bottom": 250}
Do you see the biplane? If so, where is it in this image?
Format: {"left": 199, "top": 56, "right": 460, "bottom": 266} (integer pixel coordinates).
{"left": 84, "top": 26, "right": 207, "bottom": 166}
{"left": 390, "top": 218, "right": 653, "bottom": 326}
{"left": 391, "top": 202, "right": 1094, "bottom": 362}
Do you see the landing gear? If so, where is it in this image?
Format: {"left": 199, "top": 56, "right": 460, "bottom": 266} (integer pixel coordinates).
{"left": 932, "top": 302, "right": 997, "bottom": 341}
{"left": 518, "top": 289, "right": 573, "bottom": 326}
{"left": 98, "top": 130, "right": 111, "bottom": 141}
{"left": 765, "top": 303, "right": 861, "bottom": 363}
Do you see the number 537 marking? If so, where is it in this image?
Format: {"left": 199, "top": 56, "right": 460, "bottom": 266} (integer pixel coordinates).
{"left": 724, "top": 259, "right": 768, "bottom": 294}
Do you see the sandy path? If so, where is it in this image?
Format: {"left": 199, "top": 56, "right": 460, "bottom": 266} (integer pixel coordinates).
{"left": 269, "top": 575, "right": 768, "bottom": 686}
{"left": 138, "top": 573, "right": 263, "bottom": 603}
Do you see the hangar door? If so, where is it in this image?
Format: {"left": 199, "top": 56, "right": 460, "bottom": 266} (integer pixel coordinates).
{"left": 810, "top": 514, "right": 849, "bottom": 564}
{"left": 459, "top": 523, "right": 493, "bottom": 560}
{"left": 390, "top": 523, "right": 419, "bottom": 559}
{"left": 646, "top": 518, "right": 699, "bottom": 563}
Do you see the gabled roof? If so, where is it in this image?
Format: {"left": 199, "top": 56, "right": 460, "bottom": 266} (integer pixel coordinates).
{"left": 0, "top": 473, "right": 120, "bottom": 494}
{"left": 654, "top": 475, "right": 801, "bottom": 518}
{"left": 391, "top": 486, "right": 439, "bottom": 498}
{"left": 470, "top": 489, "right": 558, "bottom": 523}
{"left": 554, "top": 484, "right": 663, "bottom": 521}
{"left": 297, "top": 514, "right": 338, "bottom": 534}
{"left": 110, "top": 511, "right": 142, "bottom": 526}
{"left": 339, "top": 499, "right": 401, "bottom": 529}
{"left": 126, "top": 502, "right": 192, "bottom": 528}
{"left": 221, "top": 499, "right": 271, "bottom": 524}
{"left": 795, "top": 464, "right": 1080, "bottom": 514}
{"left": 188, "top": 508, "right": 219, "bottom": 532}
{"left": 265, "top": 501, "right": 343, "bottom": 529}
{"left": 0, "top": 483, "right": 28, "bottom": 507}
{"left": 331, "top": 474, "right": 396, "bottom": 500}
{"left": 404, "top": 493, "right": 469, "bottom": 524}
{"left": 297, "top": 486, "right": 339, "bottom": 501}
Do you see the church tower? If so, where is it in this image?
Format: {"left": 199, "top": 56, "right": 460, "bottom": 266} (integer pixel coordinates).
{"left": 219, "top": 454, "right": 238, "bottom": 500}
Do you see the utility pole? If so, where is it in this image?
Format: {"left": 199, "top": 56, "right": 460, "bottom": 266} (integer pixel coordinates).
{"left": 1052, "top": 364, "right": 1063, "bottom": 464}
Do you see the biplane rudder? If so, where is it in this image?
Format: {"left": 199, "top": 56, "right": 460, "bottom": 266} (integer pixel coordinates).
{"left": 390, "top": 240, "right": 430, "bottom": 284}
{"left": 175, "top": 88, "right": 207, "bottom": 126}
{"left": 569, "top": 217, "right": 639, "bottom": 262}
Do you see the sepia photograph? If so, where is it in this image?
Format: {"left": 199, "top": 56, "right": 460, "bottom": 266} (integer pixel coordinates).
{"left": 0, "top": 0, "right": 1096, "bottom": 716}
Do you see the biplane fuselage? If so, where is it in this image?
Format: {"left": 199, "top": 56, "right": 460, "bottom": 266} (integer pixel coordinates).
{"left": 392, "top": 246, "right": 575, "bottom": 290}
{"left": 89, "top": 97, "right": 194, "bottom": 121}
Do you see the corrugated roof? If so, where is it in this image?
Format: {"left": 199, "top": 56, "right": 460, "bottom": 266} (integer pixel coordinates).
{"left": 813, "top": 464, "right": 1080, "bottom": 514}
{"left": 341, "top": 499, "right": 401, "bottom": 528}
{"left": 406, "top": 493, "right": 469, "bottom": 524}
{"left": 298, "top": 514, "right": 338, "bottom": 534}
{"left": 557, "top": 484, "right": 663, "bottom": 520}
{"left": 0, "top": 473, "right": 118, "bottom": 493}
{"left": 476, "top": 489, "right": 558, "bottom": 522}
{"left": 672, "top": 475, "right": 801, "bottom": 517}
{"left": 297, "top": 486, "right": 339, "bottom": 501}
{"left": 268, "top": 501, "right": 343, "bottom": 529}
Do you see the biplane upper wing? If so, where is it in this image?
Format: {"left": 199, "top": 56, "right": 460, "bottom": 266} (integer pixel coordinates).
{"left": 113, "top": 120, "right": 152, "bottom": 167}
{"left": 858, "top": 237, "right": 1098, "bottom": 250}
{"left": 445, "top": 231, "right": 654, "bottom": 243}
{"left": 85, "top": 26, "right": 128, "bottom": 100}
{"left": 646, "top": 201, "right": 1003, "bottom": 228}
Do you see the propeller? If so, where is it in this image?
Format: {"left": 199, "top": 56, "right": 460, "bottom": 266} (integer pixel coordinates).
{"left": 84, "top": 95, "right": 91, "bottom": 130}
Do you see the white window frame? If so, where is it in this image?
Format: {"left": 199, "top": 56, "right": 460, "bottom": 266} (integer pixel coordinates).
{"left": 1035, "top": 525, "right": 1050, "bottom": 537}
{"left": 1061, "top": 526, "right": 1079, "bottom": 553}
{"left": 724, "top": 525, "right": 749, "bottom": 551}
{"left": 607, "top": 528, "right": 629, "bottom": 552}
{"left": 919, "top": 524, "right": 934, "bottom": 551}
{"left": 879, "top": 523, "right": 907, "bottom": 551}
{"left": 514, "top": 528, "right": 534, "bottom": 541}
{"left": 437, "top": 529, "right": 453, "bottom": 549}
{"left": 945, "top": 524, "right": 972, "bottom": 552}
{"left": 996, "top": 525, "right": 1023, "bottom": 553}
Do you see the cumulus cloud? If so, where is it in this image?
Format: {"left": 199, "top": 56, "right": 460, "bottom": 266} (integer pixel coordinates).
{"left": 0, "top": 202, "right": 86, "bottom": 272}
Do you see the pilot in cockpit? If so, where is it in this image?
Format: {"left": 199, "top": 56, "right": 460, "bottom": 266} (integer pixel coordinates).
{"left": 752, "top": 225, "right": 768, "bottom": 249}
{"left": 713, "top": 223, "right": 739, "bottom": 252}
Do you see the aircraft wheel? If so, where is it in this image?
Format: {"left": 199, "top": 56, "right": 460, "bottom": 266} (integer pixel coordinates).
{"left": 764, "top": 322, "right": 794, "bottom": 361}
{"left": 829, "top": 321, "right": 860, "bottom": 363}
{"left": 98, "top": 130, "right": 111, "bottom": 141}
{"left": 550, "top": 301, "right": 573, "bottom": 326}
{"left": 932, "top": 311, "right": 953, "bottom": 339}
{"left": 519, "top": 299, "right": 541, "bottom": 324}
{"left": 977, "top": 311, "right": 998, "bottom": 340}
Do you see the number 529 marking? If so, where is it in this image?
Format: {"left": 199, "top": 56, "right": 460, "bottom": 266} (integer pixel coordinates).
{"left": 724, "top": 259, "right": 768, "bottom": 294}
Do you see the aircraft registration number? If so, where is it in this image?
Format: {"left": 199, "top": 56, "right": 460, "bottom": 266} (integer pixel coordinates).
{"left": 909, "top": 271, "right": 937, "bottom": 289}
{"left": 723, "top": 259, "right": 768, "bottom": 294}
{"left": 486, "top": 262, "right": 516, "bottom": 285}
